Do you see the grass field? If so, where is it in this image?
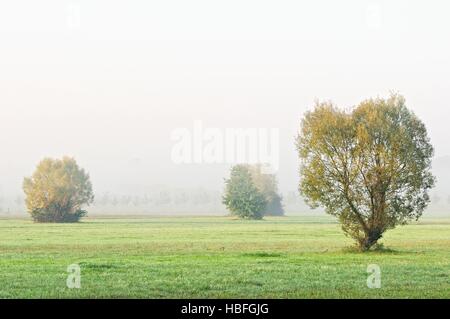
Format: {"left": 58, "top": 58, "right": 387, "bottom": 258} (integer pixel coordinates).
{"left": 0, "top": 215, "right": 449, "bottom": 298}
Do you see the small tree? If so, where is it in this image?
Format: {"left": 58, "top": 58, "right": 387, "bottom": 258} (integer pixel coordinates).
{"left": 246, "top": 164, "right": 285, "bottom": 216}
{"left": 23, "top": 157, "right": 94, "bottom": 223}
{"left": 296, "top": 94, "right": 435, "bottom": 251}
{"left": 223, "top": 165, "right": 267, "bottom": 219}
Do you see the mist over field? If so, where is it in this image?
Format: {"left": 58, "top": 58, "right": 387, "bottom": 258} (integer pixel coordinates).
{"left": 1, "top": 1, "right": 450, "bottom": 303}
{"left": 1, "top": 0, "right": 450, "bottom": 216}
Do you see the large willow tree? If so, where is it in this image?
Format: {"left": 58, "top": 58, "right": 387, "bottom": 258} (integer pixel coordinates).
{"left": 296, "top": 94, "right": 435, "bottom": 251}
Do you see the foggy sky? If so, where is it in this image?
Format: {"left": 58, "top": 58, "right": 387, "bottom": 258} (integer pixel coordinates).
{"left": 1, "top": 0, "right": 450, "bottom": 203}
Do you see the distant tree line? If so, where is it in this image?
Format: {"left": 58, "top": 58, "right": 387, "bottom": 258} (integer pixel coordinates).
{"left": 93, "top": 189, "right": 222, "bottom": 208}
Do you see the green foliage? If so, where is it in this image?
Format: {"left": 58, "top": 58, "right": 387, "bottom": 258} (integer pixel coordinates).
{"left": 246, "top": 164, "right": 285, "bottom": 216}
{"left": 222, "top": 165, "right": 267, "bottom": 219}
{"left": 296, "top": 94, "right": 436, "bottom": 250}
{"left": 23, "top": 157, "right": 94, "bottom": 223}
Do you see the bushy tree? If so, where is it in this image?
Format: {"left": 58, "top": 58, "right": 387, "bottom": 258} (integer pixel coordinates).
{"left": 23, "top": 157, "right": 94, "bottom": 223}
{"left": 222, "top": 165, "right": 267, "bottom": 219}
{"left": 246, "top": 164, "right": 285, "bottom": 216}
{"left": 296, "top": 94, "right": 435, "bottom": 251}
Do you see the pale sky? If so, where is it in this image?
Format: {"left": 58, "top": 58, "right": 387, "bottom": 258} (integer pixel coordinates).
{"left": 0, "top": 0, "right": 449, "bottom": 198}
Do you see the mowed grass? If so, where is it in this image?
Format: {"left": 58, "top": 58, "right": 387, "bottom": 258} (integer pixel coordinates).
{"left": 0, "top": 215, "right": 449, "bottom": 298}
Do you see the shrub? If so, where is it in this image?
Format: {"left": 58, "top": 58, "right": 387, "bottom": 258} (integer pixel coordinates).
{"left": 23, "top": 157, "right": 94, "bottom": 223}
{"left": 246, "top": 164, "right": 285, "bottom": 216}
{"left": 222, "top": 165, "right": 267, "bottom": 219}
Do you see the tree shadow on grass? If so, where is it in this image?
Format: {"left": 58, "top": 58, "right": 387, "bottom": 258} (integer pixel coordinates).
{"left": 341, "top": 243, "right": 402, "bottom": 255}
{"left": 78, "top": 261, "right": 122, "bottom": 272}
{"left": 240, "top": 252, "right": 284, "bottom": 258}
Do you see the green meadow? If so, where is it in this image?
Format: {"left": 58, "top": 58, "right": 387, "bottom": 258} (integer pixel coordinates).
{"left": 0, "top": 216, "right": 449, "bottom": 298}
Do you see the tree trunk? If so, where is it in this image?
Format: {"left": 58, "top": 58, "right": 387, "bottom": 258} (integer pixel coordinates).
{"left": 360, "top": 229, "right": 382, "bottom": 251}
